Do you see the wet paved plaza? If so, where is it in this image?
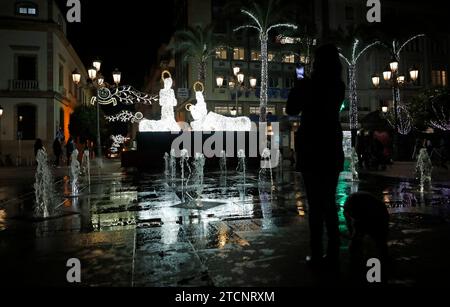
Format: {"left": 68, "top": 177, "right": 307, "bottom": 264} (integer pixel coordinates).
{"left": 1, "top": 161, "right": 450, "bottom": 287}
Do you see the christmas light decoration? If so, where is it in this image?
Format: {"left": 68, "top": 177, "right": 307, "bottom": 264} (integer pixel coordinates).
{"left": 91, "top": 86, "right": 158, "bottom": 106}
{"left": 384, "top": 103, "right": 413, "bottom": 135}
{"left": 187, "top": 82, "right": 252, "bottom": 131}
{"left": 234, "top": 7, "right": 297, "bottom": 122}
{"left": 429, "top": 94, "right": 450, "bottom": 131}
{"left": 339, "top": 39, "right": 380, "bottom": 131}
{"left": 111, "top": 135, "right": 130, "bottom": 148}
{"left": 139, "top": 72, "right": 181, "bottom": 132}
{"left": 105, "top": 110, "right": 144, "bottom": 123}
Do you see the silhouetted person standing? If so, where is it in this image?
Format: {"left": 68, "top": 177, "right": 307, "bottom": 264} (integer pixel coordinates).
{"left": 286, "top": 44, "right": 345, "bottom": 267}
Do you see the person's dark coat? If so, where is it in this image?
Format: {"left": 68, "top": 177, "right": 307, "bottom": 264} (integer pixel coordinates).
{"left": 286, "top": 76, "right": 345, "bottom": 174}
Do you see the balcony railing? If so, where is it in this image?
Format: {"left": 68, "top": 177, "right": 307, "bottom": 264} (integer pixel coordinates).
{"left": 9, "top": 80, "right": 39, "bottom": 91}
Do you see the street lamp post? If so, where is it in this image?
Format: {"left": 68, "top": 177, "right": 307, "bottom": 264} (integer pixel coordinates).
{"left": 216, "top": 65, "right": 256, "bottom": 116}
{"left": 372, "top": 59, "right": 419, "bottom": 159}
{"left": 72, "top": 61, "right": 121, "bottom": 168}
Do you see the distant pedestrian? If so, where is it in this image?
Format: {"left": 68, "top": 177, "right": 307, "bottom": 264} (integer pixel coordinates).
{"left": 66, "top": 137, "right": 75, "bottom": 166}
{"left": 53, "top": 137, "right": 62, "bottom": 167}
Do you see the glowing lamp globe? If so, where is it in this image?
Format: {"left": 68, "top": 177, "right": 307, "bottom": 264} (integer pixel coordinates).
{"left": 233, "top": 66, "right": 240, "bottom": 76}
{"left": 230, "top": 107, "right": 237, "bottom": 116}
{"left": 237, "top": 72, "right": 244, "bottom": 84}
{"left": 112, "top": 68, "right": 121, "bottom": 85}
{"left": 389, "top": 60, "right": 399, "bottom": 72}
{"left": 371, "top": 75, "right": 380, "bottom": 87}
{"left": 88, "top": 67, "right": 97, "bottom": 80}
{"left": 382, "top": 106, "right": 388, "bottom": 113}
{"left": 383, "top": 70, "right": 392, "bottom": 81}
{"left": 397, "top": 75, "right": 406, "bottom": 85}
{"left": 216, "top": 76, "right": 224, "bottom": 88}
{"left": 409, "top": 66, "right": 419, "bottom": 82}
{"left": 250, "top": 77, "right": 257, "bottom": 88}
{"left": 72, "top": 69, "right": 81, "bottom": 85}
{"left": 97, "top": 74, "right": 104, "bottom": 86}
{"left": 93, "top": 59, "right": 102, "bottom": 72}
{"left": 229, "top": 80, "right": 236, "bottom": 89}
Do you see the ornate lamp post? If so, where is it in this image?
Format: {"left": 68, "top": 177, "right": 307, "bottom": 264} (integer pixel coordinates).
{"left": 372, "top": 60, "right": 419, "bottom": 159}
{"left": 72, "top": 60, "right": 122, "bottom": 168}
{"left": 216, "top": 65, "right": 256, "bottom": 116}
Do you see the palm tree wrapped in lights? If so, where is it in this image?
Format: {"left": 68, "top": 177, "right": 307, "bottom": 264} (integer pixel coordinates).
{"left": 339, "top": 38, "right": 380, "bottom": 143}
{"left": 169, "top": 24, "right": 223, "bottom": 84}
{"left": 234, "top": 0, "right": 297, "bottom": 123}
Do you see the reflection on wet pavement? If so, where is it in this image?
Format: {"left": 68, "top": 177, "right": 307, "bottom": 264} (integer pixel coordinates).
{"left": 0, "top": 165, "right": 449, "bottom": 287}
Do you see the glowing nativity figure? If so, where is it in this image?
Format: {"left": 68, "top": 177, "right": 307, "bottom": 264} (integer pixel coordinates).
{"left": 139, "top": 71, "right": 181, "bottom": 132}
{"left": 186, "top": 82, "right": 252, "bottom": 131}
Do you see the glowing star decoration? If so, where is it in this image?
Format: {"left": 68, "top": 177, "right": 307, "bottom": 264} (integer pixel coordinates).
{"left": 111, "top": 135, "right": 130, "bottom": 148}
{"left": 339, "top": 39, "right": 380, "bottom": 131}
{"left": 91, "top": 86, "right": 158, "bottom": 106}
{"left": 105, "top": 111, "right": 144, "bottom": 123}
{"left": 234, "top": 4, "right": 298, "bottom": 122}
{"left": 187, "top": 82, "right": 252, "bottom": 131}
{"left": 139, "top": 71, "right": 181, "bottom": 132}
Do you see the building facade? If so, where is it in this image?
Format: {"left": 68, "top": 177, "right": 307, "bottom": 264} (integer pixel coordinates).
{"left": 0, "top": 0, "right": 88, "bottom": 165}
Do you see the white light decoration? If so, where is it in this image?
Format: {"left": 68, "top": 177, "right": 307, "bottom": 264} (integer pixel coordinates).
{"left": 111, "top": 135, "right": 130, "bottom": 148}
{"left": 187, "top": 81, "right": 251, "bottom": 131}
{"left": 105, "top": 110, "right": 143, "bottom": 123}
{"left": 429, "top": 93, "right": 450, "bottom": 131}
{"left": 91, "top": 85, "right": 158, "bottom": 106}
{"left": 234, "top": 7, "right": 297, "bottom": 122}
{"left": 382, "top": 106, "right": 389, "bottom": 113}
{"left": 384, "top": 103, "right": 413, "bottom": 135}
{"left": 339, "top": 39, "right": 380, "bottom": 131}
{"left": 139, "top": 71, "right": 181, "bottom": 132}
{"left": 397, "top": 75, "right": 406, "bottom": 85}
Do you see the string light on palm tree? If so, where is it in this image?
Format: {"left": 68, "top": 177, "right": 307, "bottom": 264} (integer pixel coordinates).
{"left": 234, "top": 0, "right": 297, "bottom": 123}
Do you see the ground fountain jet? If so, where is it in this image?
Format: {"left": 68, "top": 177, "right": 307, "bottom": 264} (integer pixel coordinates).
{"left": 416, "top": 148, "right": 433, "bottom": 193}
{"left": 219, "top": 150, "right": 227, "bottom": 176}
{"left": 180, "top": 149, "right": 190, "bottom": 201}
{"left": 170, "top": 149, "right": 176, "bottom": 185}
{"left": 259, "top": 148, "right": 274, "bottom": 191}
{"left": 237, "top": 149, "right": 246, "bottom": 186}
{"left": 69, "top": 149, "right": 81, "bottom": 197}
{"left": 350, "top": 148, "right": 359, "bottom": 182}
{"left": 81, "top": 148, "right": 91, "bottom": 187}
{"left": 164, "top": 152, "right": 170, "bottom": 179}
{"left": 276, "top": 149, "right": 283, "bottom": 184}
{"left": 193, "top": 153, "right": 205, "bottom": 207}
{"left": 34, "top": 149, "right": 56, "bottom": 218}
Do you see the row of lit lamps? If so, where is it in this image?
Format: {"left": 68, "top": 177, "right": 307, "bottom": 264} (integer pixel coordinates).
{"left": 72, "top": 59, "right": 122, "bottom": 86}
{"left": 371, "top": 60, "right": 419, "bottom": 88}
{"left": 215, "top": 66, "right": 258, "bottom": 89}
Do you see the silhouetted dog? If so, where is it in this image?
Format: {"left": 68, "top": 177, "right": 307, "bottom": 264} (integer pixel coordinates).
{"left": 344, "top": 192, "right": 390, "bottom": 260}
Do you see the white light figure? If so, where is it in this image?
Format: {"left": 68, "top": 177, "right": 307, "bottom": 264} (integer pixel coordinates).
{"left": 139, "top": 71, "right": 181, "bottom": 132}
{"left": 187, "top": 81, "right": 251, "bottom": 131}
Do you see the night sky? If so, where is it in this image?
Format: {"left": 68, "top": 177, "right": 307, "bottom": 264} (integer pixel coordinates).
{"left": 56, "top": 0, "right": 175, "bottom": 89}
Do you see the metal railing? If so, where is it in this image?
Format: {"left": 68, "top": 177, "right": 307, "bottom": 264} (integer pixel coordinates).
{"left": 9, "top": 80, "right": 39, "bottom": 91}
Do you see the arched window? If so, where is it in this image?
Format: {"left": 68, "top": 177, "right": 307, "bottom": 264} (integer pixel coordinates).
{"left": 17, "top": 105, "right": 37, "bottom": 140}
{"left": 16, "top": 2, "right": 38, "bottom": 16}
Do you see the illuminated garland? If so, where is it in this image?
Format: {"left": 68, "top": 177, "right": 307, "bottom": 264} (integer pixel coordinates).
{"left": 234, "top": 8, "right": 297, "bottom": 122}
{"left": 105, "top": 110, "right": 144, "bottom": 123}
{"left": 111, "top": 135, "right": 130, "bottom": 148}
{"left": 429, "top": 94, "right": 450, "bottom": 131}
{"left": 91, "top": 86, "right": 158, "bottom": 106}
